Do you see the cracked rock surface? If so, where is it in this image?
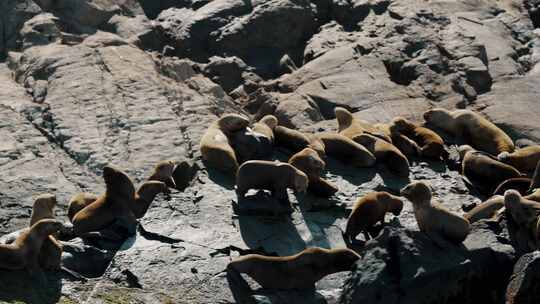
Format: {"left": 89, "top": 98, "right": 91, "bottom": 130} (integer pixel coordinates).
{"left": 0, "top": 0, "right": 539, "bottom": 303}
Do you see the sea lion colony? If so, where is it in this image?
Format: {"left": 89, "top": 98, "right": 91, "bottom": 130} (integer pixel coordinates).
{"left": 1, "top": 107, "right": 539, "bottom": 291}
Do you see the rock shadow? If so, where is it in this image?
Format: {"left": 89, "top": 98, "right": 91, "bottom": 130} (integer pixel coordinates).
{"left": 0, "top": 270, "right": 62, "bottom": 304}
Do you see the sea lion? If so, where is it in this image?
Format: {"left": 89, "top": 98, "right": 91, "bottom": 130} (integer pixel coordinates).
{"left": 200, "top": 114, "right": 250, "bottom": 174}
{"left": 498, "top": 145, "right": 540, "bottom": 172}
{"left": 464, "top": 195, "right": 504, "bottom": 223}
{"left": 389, "top": 117, "right": 447, "bottom": 159}
{"left": 252, "top": 115, "right": 278, "bottom": 144}
{"left": 236, "top": 160, "right": 308, "bottom": 203}
{"left": 288, "top": 148, "right": 338, "bottom": 197}
{"left": 423, "top": 108, "right": 514, "bottom": 155}
{"left": 401, "top": 181, "right": 471, "bottom": 244}
{"left": 353, "top": 133, "right": 410, "bottom": 177}
{"left": 345, "top": 192, "right": 404, "bottom": 242}
{"left": 459, "top": 145, "right": 522, "bottom": 194}
{"left": 315, "top": 132, "right": 375, "bottom": 167}
{"left": 72, "top": 165, "right": 138, "bottom": 236}
{"left": 530, "top": 160, "right": 540, "bottom": 192}
{"left": 335, "top": 107, "right": 392, "bottom": 143}
{"left": 230, "top": 127, "right": 273, "bottom": 163}
{"left": 30, "top": 194, "right": 62, "bottom": 271}
{"left": 68, "top": 181, "right": 169, "bottom": 221}
{"left": 0, "top": 219, "right": 63, "bottom": 272}
{"left": 147, "top": 160, "right": 176, "bottom": 188}
{"left": 274, "top": 126, "right": 326, "bottom": 158}
{"left": 227, "top": 247, "right": 360, "bottom": 290}
{"left": 504, "top": 190, "right": 540, "bottom": 249}
{"left": 390, "top": 132, "right": 421, "bottom": 160}
{"left": 493, "top": 178, "right": 533, "bottom": 196}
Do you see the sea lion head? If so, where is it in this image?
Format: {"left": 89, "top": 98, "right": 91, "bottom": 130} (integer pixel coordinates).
{"left": 390, "top": 117, "right": 413, "bottom": 134}
{"left": 503, "top": 190, "right": 522, "bottom": 209}
{"left": 423, "top": 108, "right": 451, "bottom": 126}
{"left": 303, "top": 148, "right": 326, "bottom": 171}
{"left": 401, "top": 181, "right": 432, "bottom": 205}
{"left": 334, "top": 107, "right": 353, "bottom": 131}
{"left": 152, "top": 160, "right": 176, "bottom": 188}
{"left": 32, "top": 219, "right": 64, "bottom": 235}
{"left": 103, "top": 165, "right": 136, "bottom": 199}
{"left": 33, "top": 193, "right": 57, "bottom": 212}
{"left": 380, "top": 192, "right": 404, "bottom": 216}
{"left": 259, "top": 115, "right": 278, "bottom": 130}
{"left": 293, "top": 170, "right": 309, "bottom": 194}
{"left": 218, "top": 114, "right": 250, "bottom": 133}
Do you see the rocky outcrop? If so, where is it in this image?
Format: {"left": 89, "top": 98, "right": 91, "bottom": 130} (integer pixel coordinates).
{"left": 506, "top": 251, "right": 540, "bottom": 304}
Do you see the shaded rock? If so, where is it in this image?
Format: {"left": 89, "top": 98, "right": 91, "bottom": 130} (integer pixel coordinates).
{"left": 105, "top": 14, "right": 163, "bottom": 51}
{"left": 506, "top": 251, "right": 540, "bottom": 304}
{"left": 202, "top": 56, "right": 262, "bottom": 93}
{"left": 340, "top": 221, "right": 515, "bottom": 304}
{"left": 0, "top": 0, "right": 43, "bottom": 58}
{"left": 20, "top": 13, "right": 62, "bottom": 50}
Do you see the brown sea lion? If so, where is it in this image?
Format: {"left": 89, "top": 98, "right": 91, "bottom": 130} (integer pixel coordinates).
{"left": 236, "top": 160, "right": 308, "bottom": 203}
{"left": 464, "top": 195, "right": 504, "bottom": 223}
{"left": 30, "top": 194, "right": 62, "bottom": 271}
{"left": 72, "top": 165, "right": 138, "bottom": 236}
{"left": 252, "top": 115, "right": 278, "bottom": 144}
{"left": 147, "top": 160, "right": 176, "bottom": 188}
{"left": 498, "top": 145, "right": 540, "bottom": 172}
{"left": 227, "top": 247, "right": 360, "bottom": 289}
{"left": 274, "top": 126, "right": 326, "bottom": 158}
{"left": 423, "top": 108, "right": 514, "bottom": 155}
{"left": 390, "top": 117, "right": 447, "bottom": 159}
{"left": 315, "top": 132, "right": 375, "bottom": 167}
{"left": 459, "top": 145, "right": 522, "bottom": 194}
{"left": 493, "top": 178, "right": 533, "bottom": 196}
{"left": 353, "top": 133, "right": 410, "bottom": 177}
{"left": 529, "top": 160, "right": 540, "bottom": 193}
{"left": 0, "top": 219, "right": 63, "bottom": 272}
{"left": 401, "top": 181, "right": 471, "bottom": 244}
{"left": 504, "top": 190, "right": 540, "bottom": 249}
{"left": 68, "top": 181, "right": 168, "bottom": 221}
{"left": 390, "top": 132, "right": 421, "bottom": 160}
{"left": 335, "top": 107, "right": 392, "bottom": 143}
{"left": 172, "top": 160, "right": 199, "bottom": 191}
{"left": 288, "top": 148, "right": 338, "bottom": 197}
{"left": 200, "top": 114, "right": 250, "bottom": 174}
{"left": 345, "top": 192, "right": 404, "bottom": 242}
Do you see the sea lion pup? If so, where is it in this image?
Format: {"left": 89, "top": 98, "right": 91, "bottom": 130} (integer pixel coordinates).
{"left": 423, "top": 108, "right": 514, "bottom": 155}
{"left": 236, "top": 160, "right": 308, "bottom": 203}
{"left": 288, "top": 148, "right": 338, "bottom": 197}
{"left": 401, "top": 181, "right": 471, "bottom": 244}
{"left": 200, "top": 113, "right": 250, "bottom": 174}
{"left": 0, "top": 219, "right": 63, "bottom": 271}
{"left": 498, "top": 145, "right": 540, "bottom": 172}
{"left": 353, "top": 133, "right": 410, "bottom": 177}
{"left": 315, "top": 132, "right": 375, "bottom": 167}
{"left": 389, "top": 117, "right": 447, "bottom": 159}
{"left": 274, "top": 125, "right": 326, "bottom": 158}
{"left": 147, "top": 160, "right": 176, "bottom": 188}
{"left": 335, "top": 107, "right": 392, "bottom": 143}
{"left": 72, "top": 165, "right": 138, "bottom": 236}
{"left": 227, "top": 247, "right": 360, "bottom": 290}
{"left": 252, "top": 115, "right": 278, "bottom": 144}
{"left": 464, "top": 196, "right": 505, "bottom": 223}
{"left": 68, "top": 181, "right": 169, "bottom": 221}
{"left": 30, "top": 194, "right": 62, "bottom": 270}
{"left": 459, "top": 145, "right": 522, "bottom": 194}
{"left": 345, "top": 192, "right": 403, "bottom": 242}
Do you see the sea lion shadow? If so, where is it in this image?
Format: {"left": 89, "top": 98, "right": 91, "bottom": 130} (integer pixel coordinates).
{"left": 377, "top": 169, "right": 410, "bottom": 194}
{"left": 0, "top": 269, "right": 62, "bottom": 303}
{"left": 234, "top": 191, "right": 294, "bottom": 216}
{"left": 206, "top": 168, "right": 236, "bottom": 191}
{"left": 325, "top": 158, "right": 377, "bottom": 186}
{"left": 61, "top": 241, "right": 115, "bottom": 278}
{"left": 236, "top": 213, "right": 307, "bottom": 256}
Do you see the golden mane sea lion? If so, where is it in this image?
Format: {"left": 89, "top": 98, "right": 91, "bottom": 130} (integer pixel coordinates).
{"left": 401, "top": 181, "right": 471, "bottom": 244}
{"left": 423, "top": 108, "right": 514, "bottom": 155}
{"left": 227, "top": 247, "right": 360, "bottom": 289}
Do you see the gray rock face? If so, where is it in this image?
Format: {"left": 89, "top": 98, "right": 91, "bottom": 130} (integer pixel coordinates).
{"left": 0, "top": 0, "right": 539, "bottom": 303}
{"left": 506, "top": 251, "right": 540, "bottom": 304}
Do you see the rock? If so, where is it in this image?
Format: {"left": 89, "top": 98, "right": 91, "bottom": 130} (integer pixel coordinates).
{"left": 0, "top": 0, "right": 43, "bottom": 58}
{"left": 340, "top": 221, "right": 515, "bottom": 304}
{"left": 506, "top": 251, "right": 540, "bottom": 304}
{"left": 38, "top": 0, "right": 121, "bottom": 28}
{"left": 20, "top": 13, "right": 62, "bottom": 50}
{"left": 274, "top": 93, "right": 324, "bottom": 129}
{"left": 202, "top": 56, "right": 262, "bottom": 93}
{"left": 105, "top": 14, "right": 163, "bottom": 51}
